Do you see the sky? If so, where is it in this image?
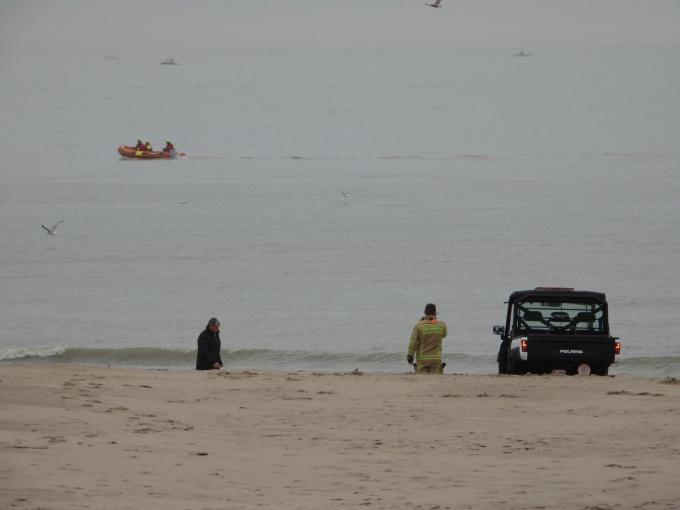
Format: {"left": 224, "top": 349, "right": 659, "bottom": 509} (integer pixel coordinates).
{"left": 1, "top": 0, "right": 680, "bottom": 53}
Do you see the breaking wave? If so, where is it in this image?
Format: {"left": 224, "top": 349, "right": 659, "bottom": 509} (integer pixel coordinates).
{"left": 1, "top": 347, "right": 677, "bottom": 376}
{"left": 0, "top": 346, "right": 492, "bottom": 372}
{"left": 614, "top": 356, "right": 680, "bottom": 376}
{"left": 0, "top": 346, "right": 69, "bottom": 361}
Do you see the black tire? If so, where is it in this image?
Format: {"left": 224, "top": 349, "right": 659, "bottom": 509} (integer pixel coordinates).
{"left": 592, "top": 365, "right": 609, "bottom": 376}
{"left": 508, "top": 356, "right": 528, "bottom": 375}
{"left": 498, "top": 347, "right": 509, "bottom": 374}
{"left": 498, "top": 360, "right": 507, "bottom": 374}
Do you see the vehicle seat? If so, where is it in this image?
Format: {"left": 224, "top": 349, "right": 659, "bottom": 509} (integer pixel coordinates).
{"left": 573, "top": 312, "right": 596, "bottom": 329}
{"left": 573, "top": 312, "right": 595, "bottom": 323}
{"left": 522, "top": 310, "right": 545, "bottom": 322}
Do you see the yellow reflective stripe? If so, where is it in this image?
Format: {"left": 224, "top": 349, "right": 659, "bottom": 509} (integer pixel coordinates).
{"left": 420, "top": 325, "right": 445, "bottom": 333}
{"left": 416, "top": 353, "right": 442, "bottom": 359}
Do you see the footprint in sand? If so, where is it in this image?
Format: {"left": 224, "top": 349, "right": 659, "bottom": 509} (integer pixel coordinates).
{"left": 611, "top": 476, "right": 637, "bottom": 482}
{"left": 13, "top": 444, "right": 49, "bottom": 450}
{"left": 44, "top": 435, "right": 66, "bottom": 444}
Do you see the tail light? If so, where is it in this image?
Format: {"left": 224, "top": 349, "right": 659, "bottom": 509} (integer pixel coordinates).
{"left": 614, "top": 341, "right": 621, "bottom": 355}
{"left": 520, "top": 338, "right": 529, "bottom": 352}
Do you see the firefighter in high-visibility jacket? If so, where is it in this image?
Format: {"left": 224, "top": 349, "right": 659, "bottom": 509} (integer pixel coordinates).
{"left": 407, "top": 303, "right": 447, "bottom": 374}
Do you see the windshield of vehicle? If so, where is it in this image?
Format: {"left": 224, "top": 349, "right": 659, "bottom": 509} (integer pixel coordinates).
{"left": 514, "top": 300, "right": 606, "bottom": 334}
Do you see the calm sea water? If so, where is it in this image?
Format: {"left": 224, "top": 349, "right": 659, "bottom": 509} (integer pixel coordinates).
{"left": 1, "top": 48, "right": 679, "bottom": 375}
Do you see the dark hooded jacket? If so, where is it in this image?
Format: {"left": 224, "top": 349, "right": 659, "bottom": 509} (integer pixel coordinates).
{"left": 196, "top": 327, "right": 223, "bottom": 370}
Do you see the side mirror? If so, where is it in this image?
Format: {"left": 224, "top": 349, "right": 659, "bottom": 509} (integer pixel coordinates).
{"left": 493, "top": 325, "right": 505, "bottom": 336}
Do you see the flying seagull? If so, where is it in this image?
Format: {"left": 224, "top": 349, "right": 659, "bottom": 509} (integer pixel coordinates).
{"left": 41, "top": 220, "right": 64, "bottom": 235}
{"left": 425, "top": 0, "right": 442, "bottom": 8}
{"left": 337, "top": 190, "right": 351, "bottom": 199}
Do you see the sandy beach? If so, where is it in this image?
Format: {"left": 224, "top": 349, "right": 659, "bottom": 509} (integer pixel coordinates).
{"left": 1, "top": 364, "right": 679, "bottom": 510}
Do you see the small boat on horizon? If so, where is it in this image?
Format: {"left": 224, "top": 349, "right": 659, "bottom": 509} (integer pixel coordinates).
{"left": 513, "top": 50, "right": 533, "bottom": 57}
{"left": 161, "top": 57, "right": 179, "bottom": 65}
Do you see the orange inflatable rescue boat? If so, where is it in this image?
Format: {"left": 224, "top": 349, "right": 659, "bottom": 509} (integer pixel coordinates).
{"left": 118, "top": 146, "right": 176, "bottom": 159}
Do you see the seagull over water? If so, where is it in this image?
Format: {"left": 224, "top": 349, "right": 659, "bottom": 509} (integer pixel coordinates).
{"left": 425, "top": 0, "right": 442, "bottom": 8}
{"left": 41, "top": 220, "right": 64, "bottom": 235}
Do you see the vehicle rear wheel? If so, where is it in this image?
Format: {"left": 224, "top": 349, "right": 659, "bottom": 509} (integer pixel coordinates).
{"left": 497, "top": 343, "right": 509, "bottom": 374}
{"left": 508, "top": 357, "right": 527, "bottom": 375}
{"left": 592, "top": 365, "right": 609, "bottom": 376}
{"left": 498, "top": 352, "right": 508, "bottom": 374}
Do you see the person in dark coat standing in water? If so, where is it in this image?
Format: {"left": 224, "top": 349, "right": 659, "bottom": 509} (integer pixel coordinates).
{"left": 196, "top": 318, "right": 223, "bottom": 370}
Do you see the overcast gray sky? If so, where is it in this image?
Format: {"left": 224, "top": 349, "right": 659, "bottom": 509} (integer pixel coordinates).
{"left": 1, "top": 0, "right": 679, "bottom": 52}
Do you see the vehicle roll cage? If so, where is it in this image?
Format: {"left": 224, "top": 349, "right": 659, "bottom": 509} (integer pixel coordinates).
{"left": 515, "top": 303, "right": 605, "bottom": 333}
{"left": 504, "top": 290, "right": 609, "bottom": 336}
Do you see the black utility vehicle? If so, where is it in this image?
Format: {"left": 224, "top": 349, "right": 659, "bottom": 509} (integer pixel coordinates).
{"left": 493, "top": 288, "right": 621, "bottom": 376}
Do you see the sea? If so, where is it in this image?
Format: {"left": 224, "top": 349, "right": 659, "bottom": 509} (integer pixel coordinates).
{"left": 1, "top": 47, "right": 679, "bottom": 376}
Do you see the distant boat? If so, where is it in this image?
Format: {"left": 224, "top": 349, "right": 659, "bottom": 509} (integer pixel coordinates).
{"left": 513, "top": 50, "right": 533, "bottom": 57}
{"left": 161, "top": 57, "right": 179, "bottom": 65}
{"left": 425, "top": 0, "right": 442, "bottom": 7}
{"left": 105, "top": 54, "right": 119, "bottom": 61}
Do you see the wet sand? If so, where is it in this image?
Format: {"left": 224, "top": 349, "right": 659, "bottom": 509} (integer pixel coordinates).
{"left": 1, "top": 364, "right": 679, "bottom": 509}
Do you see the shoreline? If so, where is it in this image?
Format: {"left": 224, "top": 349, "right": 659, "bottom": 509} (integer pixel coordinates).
{"left": 2, "top": 363, "right": 679, "bottom": 509}
{"left": 2, "top": 359, "right": 679, "bottom": 379}
{"left": 1, "top": 346, "right": 678, "bottom": 378}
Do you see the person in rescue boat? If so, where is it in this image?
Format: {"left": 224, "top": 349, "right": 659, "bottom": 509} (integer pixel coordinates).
{"left": 145, "top": 140, "right": 153, "bottom": 152}
{"left": 196, "top": 318, "right": 224, "bottom": 370}
{"left": 162, "top": 140, "right": 175, "bottom": 153}
{"left": 407, "top": 303, "right": 448, "bottom": 374}
{"left": 135, "top": 139, "right": 146, "bottom": 151}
